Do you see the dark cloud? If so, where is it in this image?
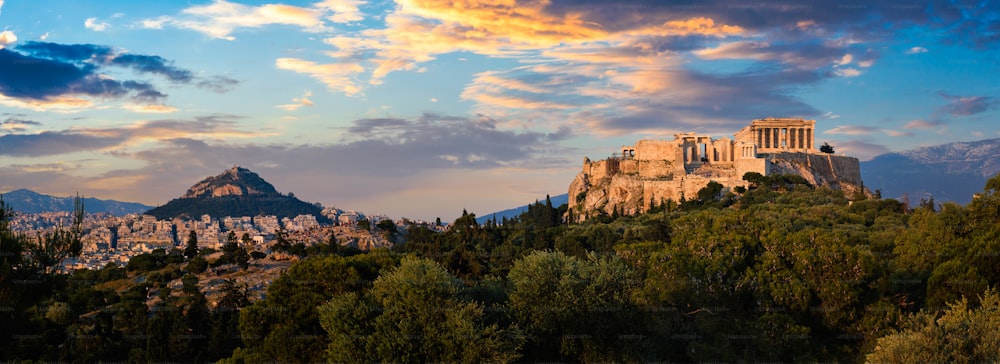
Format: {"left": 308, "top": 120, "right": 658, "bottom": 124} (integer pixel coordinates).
{"left": 0, "top": 47, "right": 165, "bottom": 102}
{"left": 196, "top": 75, "right": 240, "bottom": 93}
{"left": 0, "top": 114, "right": 248, "bottom": 157}
{"left": 16, "top": 42, "right": 113, "bottom": 63}
{"left": 348, "top": 117, "right": 410, "bottom": 135}
{"left": 0, "top": 131, "right": 125, "bottom": 157}
{"left": 0, "top": 41, "right": 237, "bottom": 105}
{"left": 0, "top": 117, "right": 42, "bottom": 133}
{"left": 938, "top": 93, "right": 998, "bottom": 116}
{"left": 110, "top": 54, "right": 194, "bottom": 82}
{"left": 547, "top": 0, "right": 996, "bottom": 47}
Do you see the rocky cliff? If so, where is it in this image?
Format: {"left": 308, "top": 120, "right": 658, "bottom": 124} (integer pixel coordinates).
{"left": 568, "top": 152, "right": 867, "bottom": 221}
{"left": 182, "top": 166, "right": 280, "bottom": 198}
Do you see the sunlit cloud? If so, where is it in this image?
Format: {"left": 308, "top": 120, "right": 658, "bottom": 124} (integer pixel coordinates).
{"left": 0, "top": 30, "right": 15, "bottom": 48}
{"left": 121, "top": 104, "right": 179, "bottom": 113}
{"left": 84, "top": 17, "right": 110, "bottom": 31}
{"left": 275, "top": 58, "right": 363, "bottom": 96}
{"left": 905, "top": 46, "right": 928, "bottom": 54}
{"left": 826, "top": 125, "right": 881, "bottom": 135}
{"left": 141, "top": 0, "right": 363, "bottom": 40}
{"left": 903, "top": 120, "right": 942, "bottom": 130}
{"left": 276, "top": 90, "right": 315, "bottom": 111}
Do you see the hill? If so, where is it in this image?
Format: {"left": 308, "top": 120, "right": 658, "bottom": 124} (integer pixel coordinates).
{"left": 862, "top": 138, "right": 1000, "bottom": 204}
{"left": 476, "top": 194, "right": 569, "bottom": 224}
{"left": 146, "top": 166, "right": 329, "bottom": 222}
{"left": 0, "top": 189, "right": 153, "bottom": 215}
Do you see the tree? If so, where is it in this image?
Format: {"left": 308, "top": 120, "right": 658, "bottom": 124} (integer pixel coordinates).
{"left": 820, "top": 142, "right": 835, "bottom": 154}
{"left": 234, "top": 253, "right": 398, "bottom": 363}
{"left": 22, "top": 193, "right": 84, "bottom": 274}
{"left": 508, "top": 250, "right": 642, "bottom": 362}
{"left": 184, "top": 230, "right": 199, "bottom": 260}
{"left": 319, "top": 257, "right": 521, "bottom": 363}
{"left": 867, "top": 289, "right": 1000, "bottom": 363}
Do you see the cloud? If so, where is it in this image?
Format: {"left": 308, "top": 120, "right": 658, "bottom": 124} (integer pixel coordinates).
{"left": 0, "top": 113, "right": 576, "bottom": 218}
{"left": 0, "top": 117, "right": 42, "bottom": 133}
{"left": 315, "top": 0, "right": 365, "bottom": 23}
{"left": 0, "top": 41, "right": 235, "bottom": 110}
{"left": 110, "top": 54, "right": 194, "bottom": 82}
{"left": 938, "top": 93, "right": 997, "bottom": 116}
{"left": 825, "top": 125, "right": 882, "bottom": 135}
{"left": 0, "top": 30, "right": 15, "bottom": 49}
{"left": 903, "top": 119, "right": 943, "bottom": 130}
{"left": 0, "top": 48, "right": 164, "bottom": 102}
{"left": 831, "top": 139, "right": 891, "bottom": 161}
{"left": 833, "top": 67, "right": 861, "bottom": 77}
{"left": 141, "top": 0, "right": 364, "bottom": 40}
{"left": 197, "top": 75, "right": 241, "bottom": 93}
{"left": 121, "top": 104, "right": 179, "bottom": 113}
{"left": 827, "top": 125, "right": 913, "bottom": 138}
{"left": 276, "top": 90, "right": 314, "bottom": 111}
{"left": 0, "top": 115, "right": 263, "bottom": 157}
{"left": 84, "top": 17, "right": 110, "bottom": 31}
{"left": 905, "top": 46, "right": 928, "bottom": 54}
{"left": 276, "top": 58, "right": 363, "bottom": 96}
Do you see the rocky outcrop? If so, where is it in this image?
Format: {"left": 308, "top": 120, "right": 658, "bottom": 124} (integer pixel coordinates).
{"left": 182, "top": 166, "right": 280, "bottom": 199}
{"left": 568, "top": 152, "right": 868, "bottom": 222}
{"left": 146, "top": 166, "right": 328, "bottom": 222}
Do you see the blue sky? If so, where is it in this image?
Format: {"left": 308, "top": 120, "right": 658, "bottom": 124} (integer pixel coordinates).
{"left": 0, "top": 0, "right": 998, "bottom": 220}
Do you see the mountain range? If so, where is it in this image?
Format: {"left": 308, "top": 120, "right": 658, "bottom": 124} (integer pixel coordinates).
{"left": 476, "top": 194, "right": 569, "bottom": 225}
{"left": 861, "top": 138, "right": 1000, "bottom": 205}
{"left": 0, "top": 189, "right": 153, "bottom": 215}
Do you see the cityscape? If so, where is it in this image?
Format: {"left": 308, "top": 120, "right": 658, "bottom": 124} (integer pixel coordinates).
{"left": 9, "top": 207, "right": 420, "bottom": 272}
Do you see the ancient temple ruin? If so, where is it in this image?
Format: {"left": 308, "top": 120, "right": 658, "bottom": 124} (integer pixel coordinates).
{"left": 568, "top": 117, "right": 865, "bottom": 221}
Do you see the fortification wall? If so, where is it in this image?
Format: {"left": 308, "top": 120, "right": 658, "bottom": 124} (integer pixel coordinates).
{"left": 772, "top": 153, "right": 863, "bottom": 185}
{"left": 636, "top": 139, "right": 679, "bottom": 161}
{"left": 637, "top": 160, "right": 674, "bottom": 179}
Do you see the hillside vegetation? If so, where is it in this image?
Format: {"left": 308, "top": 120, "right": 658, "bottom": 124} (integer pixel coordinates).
{"left": 4, "top": 174, "right": 1000, "bottom": 362}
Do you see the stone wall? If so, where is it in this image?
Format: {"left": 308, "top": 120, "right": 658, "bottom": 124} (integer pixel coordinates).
{"left": 635, "top": 139, "right": 679, "bottom": 161}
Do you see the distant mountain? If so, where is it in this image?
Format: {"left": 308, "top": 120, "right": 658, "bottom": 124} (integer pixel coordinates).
{"left": 476, "top": 194, "right": 569, "bottom": 224}
{"left": 146, "top": 166, "right": 330, "bottom": 222}
{"left": 0, "top": 189, "right": 153, "bottom": 215}
{"left": 862, "top": 138, "right": 1000, "bottom": 205}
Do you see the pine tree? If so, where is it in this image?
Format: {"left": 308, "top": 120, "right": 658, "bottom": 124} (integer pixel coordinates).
{"left": 184, "top": 230, "right": 199, "bottom": 260}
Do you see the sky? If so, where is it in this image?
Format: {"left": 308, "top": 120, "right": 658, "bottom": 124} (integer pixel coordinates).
{"left": 0, "top": 0, "right": 998, "bottom": 221}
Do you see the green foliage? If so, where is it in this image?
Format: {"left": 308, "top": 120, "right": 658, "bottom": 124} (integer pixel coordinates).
{"left": 11, "top": 173, "right": 1000, "bottom": 363}
{"left": 233, "top": 252, "right": 399, "bottom": 363}
{"left": 867, "top": 289, "right": 1000, "bottom": 363}
{"left": 320, "top": 257, "right": 522, "bottom": 363}
{"left": 184, "top": 230, "right": 199, "bottom": 259}
{"left": 820, "top": 142, "right": 835, "bottom": 154}
{"left": 508, "top": 250, "right": 642, "bottom": 362}
{"left": 145, "top": 195, "right": 330, "bottom": 224}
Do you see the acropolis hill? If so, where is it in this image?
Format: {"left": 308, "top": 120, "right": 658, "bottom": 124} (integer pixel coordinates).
{"left": 568, "top": 117, "right": 867, "bottom": 221}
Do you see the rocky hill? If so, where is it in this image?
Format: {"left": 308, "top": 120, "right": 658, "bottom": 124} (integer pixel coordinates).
{"left": 862, "top": 138, "right": 1000, "bottom": 204}
{"left": 146, "top": 166, "right": 329, "bottom": 222}
{"left": 0, "top": 189, "right": 153, "bottom": 215}
{"left": 182, "top": 165, "right": 280, "bottom": 198}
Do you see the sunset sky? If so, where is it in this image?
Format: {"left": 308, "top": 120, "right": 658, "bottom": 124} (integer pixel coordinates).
{"left": 1, "top": 0, "right": 998, "bottom": 220}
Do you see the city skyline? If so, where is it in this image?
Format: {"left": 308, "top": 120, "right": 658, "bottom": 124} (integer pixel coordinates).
{"left": 1, "top": 0, "right": 998, "bottom": 220}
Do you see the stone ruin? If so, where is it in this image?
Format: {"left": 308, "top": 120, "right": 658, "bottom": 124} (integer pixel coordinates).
{"left": 567, "top": 117, "right": 866, "bottom": 221}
